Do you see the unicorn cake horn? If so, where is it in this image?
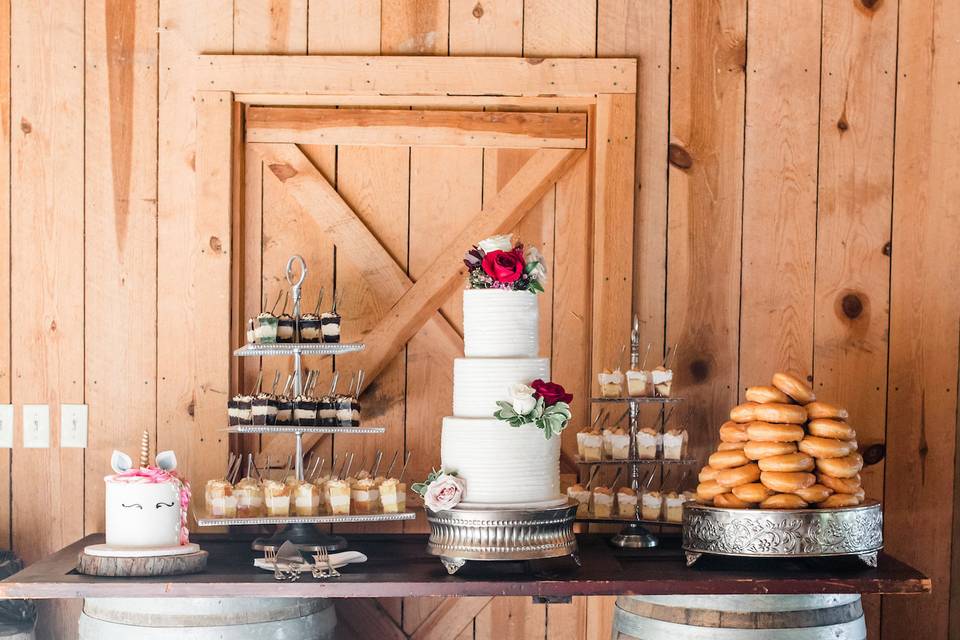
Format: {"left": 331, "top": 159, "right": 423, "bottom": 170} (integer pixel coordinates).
{"left": 138, "top": 430, "right": 149, "bottom": 468}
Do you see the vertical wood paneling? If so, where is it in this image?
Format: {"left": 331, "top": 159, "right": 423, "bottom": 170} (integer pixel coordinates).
{"left": 0, "top": 0, "right": 11, "bottom": 551}
{"left": 157, "top": 0, "right": 232, "bottom": 515}
{"left": 233, "top": 0, "right": 308, "bottom": 54}
{"left": 739, "top": 1, "right": 821, "bottom": 385}
{"left": 816, "top": 1, "right": 898, "bottom": 633}
{"left": 666, "top": 0, "right": 746, "bottom": 467}
{"left": 448, "top": 0, "right": 522, "bottom": 56}
{"left": 475, "top": 597, "right": 544, "bottom": 640}
{"left": 885, "top": 1, "right": 960, "bottom": 638}
{"left": 84, "top": 0, "right": 159, "bottom": 537}
{"left": 11, "top": 1, "right": 85, "bottom": 636}
{"left": 381, "top": 0, "right": 448, "bottom": 55}
{"left": 308, "top": 0, "right": 381, "bottom": 54}
{"left": 523, "top": 0, "right": 596, "bottom": 57}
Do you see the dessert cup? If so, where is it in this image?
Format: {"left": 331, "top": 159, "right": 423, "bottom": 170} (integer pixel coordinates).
{"left": 601, "top": 429, "right": 614, "bottom": 459}
{"left": 581, "top": 431, "right": 603, "bottom": 462}
{"left": 567, "top": 485, "right": 590, "bottom": 516}
{"left": 598, "top": 369, "right": 624, "bottom": 398}
{"left": 326, "top": 479, "right": 351, "bottom": 515}
{"left": 663, "top": 491, "right": 684, "bottom": 523}
{"left": 351, "top": 479, "right": 380, "bottom": 514}
{"left": 294, "top": 396, "right": 318, "bottom": 427}
{"left": 293, "top": 481, "right": 321, "bottom": 516}
{"left": 626, "top": 369, "right": 653, "bottom": 397}
{"left": 263, "top": 480, "right": 291, "bottom": 517}
{"left": 299, "top": 313, "right": 321, "bottom": 342}
{"left": 592, "top": 487, "right": 614, "bottom": 518}
{"left": 637, "top": 427, "right": 660, "bottom": 460}
{"left": 318, "top": 395, "right": 336, "bottom": 426}
{"left": 609, "top": 428, "right": 630, "bottom": 459}
{"left": 251, "top": 393, "right": 277, "bottom": 426}
{"left": 206, "top": 479, "right": 236, "bottom": 518}
{"left": 662, "top": 428, "right": 688, "bottom": 460}
{"left": 379, "top": 478, "right": 402, "bottom": 513}
{"left": 336, "top": 396, "right": 354, "bottom": 428}
{"left": 228, "top": 395, "right": 244, "bottom": 426}
{"left": 235, "top": 479, "right": 264, "bottom": 518}
{"left": 275, "top": 397, "right": 294, "bottom": 425}
{"left": 617, "top": 487, "right": 638, "bottom": 518}
{"left": 255, "top": 313, "right": 279, "bottom": 344}
{"left": 652, "top": 366, "right": 673, "bottom": 397}
{"left": 320, "top": 312, "right": 342, "bottom": 343}
{"left": 277, "top": 314, "right": 296, "bottom": 343}
{"left": 641, "top": 490, "right": 662, "bottom": 521}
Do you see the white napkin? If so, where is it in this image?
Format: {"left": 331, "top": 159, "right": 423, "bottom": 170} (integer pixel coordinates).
{"left": 254, "top": 550, "right": 367, "bottom": 572}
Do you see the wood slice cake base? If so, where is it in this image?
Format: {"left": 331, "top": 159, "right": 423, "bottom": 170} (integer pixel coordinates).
{"left": 77, "top": 549, "right": 208, "bottom": 577}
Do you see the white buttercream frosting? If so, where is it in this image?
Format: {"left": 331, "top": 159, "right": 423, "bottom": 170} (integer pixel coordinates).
{"left": 462, "top": 289, "right": 539, "bottom": 358}
{"left": 453, "top": 357, "right": 549, "bottom": 417}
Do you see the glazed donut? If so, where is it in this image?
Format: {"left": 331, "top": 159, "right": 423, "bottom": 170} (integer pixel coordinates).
{"left": 753, "top": 402, "right": 808, "bottom": 425}
{"left": 771, "top": 372, "right": 816, "bottom": 404}
{"left": 716, "top": 463, "right": 761, "bottom": 488}
{"left": 745, "top": 385, "right": 791, "bottom": 404}
{"left": 719, "top": 421, "right": 749, "bottom": 443}
{"left": 730, "top": 402, "right": 760, "bottom": 423}
{"left": 815, "top": 453, "right": 863, "bottom": 479}
{"left": 698, "top": 465, "right": 721, "bottom": 482}
{"left": 794, "top": 483, "right": 833, "bottom": 503}
{"left": 805, "top": 401, "right": 849, "bottom": 420}
{"left": 817, "top": 493, "right": 860, "bottom": 509}
{"left": 708, "top": 449, "right": 751, "bottom": 470}
{"left": 798, "top": 436, "right": 854, "bottom": 459}
{"left": 853, "top": 488, "right": 866, "bottom": 502}
{"left": 718, "top": 441, "right": 747, "bottom": 451}
{"left": 760, "top": 493, "right": 808, "bottom": 509}
{"left": 807, "top": 418, "right": 856, "bottom": 441}
{"left": 817, "top": 473, "right": 861, "bottom": 494}
{"left": 760, "top": 471, "right": 816, "bottom": 493}
{"left": 746, "top": 422, "right": 805, "bottom": 443}
{"left": 714, "top": 492, "right": 751, "bottom": 509}
{"left": 757, "top": 452, "right": 815, "bottom": 473}
{"left": 696, "top": 480, "right": 728, "bottom": 502}
{"left": 743, "top": 440, "right": 797, "bottom": 460}
{"left": 732, "top": 482, "right": 774, "bottom": 503}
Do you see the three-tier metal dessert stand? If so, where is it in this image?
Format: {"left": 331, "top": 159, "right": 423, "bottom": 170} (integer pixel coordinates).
{"left": 195, "top": 255, "right": 415, "bottom": 551}
{"left": 583, "top": 316, "right": 695, "bottom": 548}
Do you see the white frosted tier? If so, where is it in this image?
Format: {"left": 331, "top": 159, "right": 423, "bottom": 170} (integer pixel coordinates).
{"left": 105, "top": 481, "right": 182, "bottom": 548}
{"left": 453, "top": 357, "right": 550, "bottom": 418}
{"left": 441, "top": 417, "right": 562, "bottom": 505}
{"left": 463, "top": 289, "right": 539, "bottom": 358}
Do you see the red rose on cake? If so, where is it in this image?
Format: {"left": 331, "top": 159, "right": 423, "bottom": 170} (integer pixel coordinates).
{"left": 531, "top": 379, "right": 573, "bottom": 406}
{"left": 481, "top": 248, "right": 525, "bottom": 284}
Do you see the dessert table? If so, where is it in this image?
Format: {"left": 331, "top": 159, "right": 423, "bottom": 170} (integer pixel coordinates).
{"left": 0, "top": 533, "right": 929, "bottom": 600}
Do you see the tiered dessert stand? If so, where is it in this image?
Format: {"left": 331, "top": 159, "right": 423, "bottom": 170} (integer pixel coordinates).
{"left": 582, "top": 317, "right": 696, "bottom": 548}
{"left": 195, "top": 255, "right": 414, "bottom": 552}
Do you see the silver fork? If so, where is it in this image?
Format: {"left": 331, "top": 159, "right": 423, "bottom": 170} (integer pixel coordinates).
{"left": 311, "top": 548, "right": 329, "bottom": 579}
{"left": 314, "top": 547, "right": 340, "bottom": 578}
{"left": 265, "top": 548, "right": 283, "bottom": 581}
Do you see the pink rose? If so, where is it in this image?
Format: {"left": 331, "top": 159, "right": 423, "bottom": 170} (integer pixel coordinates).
{"left": 481, "top": 249, "right": 524, "bottom": 284}
{"left": 424, "top": 473, "right": 466, "bottom": 511}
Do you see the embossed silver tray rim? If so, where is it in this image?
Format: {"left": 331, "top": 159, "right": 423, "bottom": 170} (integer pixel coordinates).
{"left": 682, "top": 500, "right": 883, "bottom": 567}
{"left": 426, "top": 501, "right": 579, "bottom": 574}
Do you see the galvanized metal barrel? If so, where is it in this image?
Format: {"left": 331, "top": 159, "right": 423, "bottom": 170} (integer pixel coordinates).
{"left": 79, "top": 597, "right": 336, "bottom": 639}
{"left": 0, "top": 624, "right": 34, "bottom": 639}
{"left": 613, "top": 595, "right": 866, "bottom": 639}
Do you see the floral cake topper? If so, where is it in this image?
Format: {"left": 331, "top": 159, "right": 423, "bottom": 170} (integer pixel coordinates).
{"left": 413, "top": 469, "right": 465, "bottom": 511}
{"left": 495, "top": 379, "right": 573, "bottom": 439}
{"left": 464, "top": 234, "right": 547, "bottom": 293}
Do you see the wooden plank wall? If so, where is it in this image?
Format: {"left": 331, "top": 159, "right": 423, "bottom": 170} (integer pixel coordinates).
{"left": 0, "top": 1, "right": 958, "bottom": 639}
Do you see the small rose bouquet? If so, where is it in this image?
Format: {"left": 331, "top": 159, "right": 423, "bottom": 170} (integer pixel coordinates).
{"left": 494, "top": 379, "right": 573, "bottom": 439}
{"left": 463, "top": 234, "right": 547, "bottom": 294}
{"left": 412, "top": 469, "right": 466, "bottom": 511}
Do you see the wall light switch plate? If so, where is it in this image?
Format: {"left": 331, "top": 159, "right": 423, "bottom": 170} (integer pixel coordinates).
{"left": 23, "top": 405, "right": 50, "bottom": 448}
{"left": 61, "top": 404, "right": 88, "bottom": 448}
{"left": 0, "top": 405, "right": 12, "bottom": 448}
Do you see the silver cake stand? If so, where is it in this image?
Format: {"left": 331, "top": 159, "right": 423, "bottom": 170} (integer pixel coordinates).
{"left": 426, "top": 501, "right": 579, "bottom": 574}
{"left": 682, "top": 500, "right": 883, "bottom": 567}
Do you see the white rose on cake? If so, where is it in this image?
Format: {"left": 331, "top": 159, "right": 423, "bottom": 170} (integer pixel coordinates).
{"left": 422, "top": 472, "right": 466, "bottom": 511}
{"left": 509, "top": 383, "right": 537, "bottom": 415}
{"left": 477, "top": 234, "right": 513, "bottom": 253}
{"left": 524, "top": 246, "right": 548, "bottom": 283}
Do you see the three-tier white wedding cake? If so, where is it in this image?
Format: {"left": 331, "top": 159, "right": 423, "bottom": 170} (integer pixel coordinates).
{"left": 440, "top": 288, "right": 566, "bottom": 507}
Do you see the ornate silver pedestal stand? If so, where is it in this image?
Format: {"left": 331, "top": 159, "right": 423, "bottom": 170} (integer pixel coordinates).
{"left": 682, "top": 500, "right": 883, "bottom": 567}
{"left": 426, "top": 501, "right": 579, "bottom": 574}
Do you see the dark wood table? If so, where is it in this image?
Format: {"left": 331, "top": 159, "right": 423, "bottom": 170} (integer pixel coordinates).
{"left": 0, "top": 533, "right": 930, "bottom": 600}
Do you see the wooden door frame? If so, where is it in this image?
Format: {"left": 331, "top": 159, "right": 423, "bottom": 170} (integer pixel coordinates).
{"left": 195, "top": 55, "right": 637, "bottom": 463}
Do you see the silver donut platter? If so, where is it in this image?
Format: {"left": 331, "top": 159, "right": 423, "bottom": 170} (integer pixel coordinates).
{"left": 426, "top": 501, "right": 579, "bottom": 574}
{"left": 682, "top": 500, "right": 883, "bottom": 567}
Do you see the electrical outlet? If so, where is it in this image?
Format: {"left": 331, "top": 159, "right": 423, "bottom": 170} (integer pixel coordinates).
{"left": 61, "top": 404, "right": 88, "bottom": 448}
{"left": 22, "top": 405, "right": 50, "bottom": 448}
{"left": 0, "top": 405, "right": 12, "bottom": 448}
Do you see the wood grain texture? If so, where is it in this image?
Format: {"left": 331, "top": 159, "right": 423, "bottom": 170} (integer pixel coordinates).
{"left": 475, "top": 597, "right": 544, "bottom": 640}
{"left": 739, "top": 0, "right": 821, "bottom": 385}
{"left": 884, "top": 1, "right": 960, "bottom": 638}
{"left": 11, "top": 0, "right": 85, "bottom": 636}
{"left": 83, "top": 0, "right": 159, "bottom": 538}
{"left": 381, "top": 0, "right": 448, "bottom": 55}
{"left": 666, "top": 0, "right": 746, "bottom": 467}
{"left": 449, "top": 0, "right": 522, "bottom": 56}
{"left": 198, "top": 55, "right": 637, "bottom": 96}
{"left": 76, "top": 550, "right": 208, "bottom": 577}
{"left": 308, "top": 0, "right": 381, "bottom": 54}
{"left": 157, "top": 0, "right": 233, "bottom": 527}
{"left": 816, "top": 1, "right": 898, "bottom": 634}
{"left": 0, "top": 0, "right": 11, "bottom": 552}
{"left": 523, "top": 0, "right": 596, "bottom": 57}
{"left": 247, "top": 107, "right": 588, "bottom": 148}
{"left": 233, "top": 0, "right": 308, "bottom": 54}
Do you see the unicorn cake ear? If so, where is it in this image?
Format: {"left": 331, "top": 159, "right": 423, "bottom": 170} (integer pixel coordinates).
{"left": 155, "top": 451, "right": 177, "bottom": 472}
{"left": 111, "top": 451, "right": 133, "bottom": 473}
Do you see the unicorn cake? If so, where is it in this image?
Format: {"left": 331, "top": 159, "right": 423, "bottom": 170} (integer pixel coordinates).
{"left": 85, "top": 432, "right": 197, "bottom": 557}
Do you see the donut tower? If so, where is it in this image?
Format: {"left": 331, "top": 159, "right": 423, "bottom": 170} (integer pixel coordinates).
{"left": 697, "top": 372, "right": 865, "bottom": 509}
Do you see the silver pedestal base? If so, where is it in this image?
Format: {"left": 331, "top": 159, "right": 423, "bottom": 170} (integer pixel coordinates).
{"left": 426, "top": 501, "right": 578, "bottom": 574}
{"left": 683, "top": 500, "right": 883, "bottom": 567}
{"left": 611, "top": 523, "right": 659, "bottom": 549}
